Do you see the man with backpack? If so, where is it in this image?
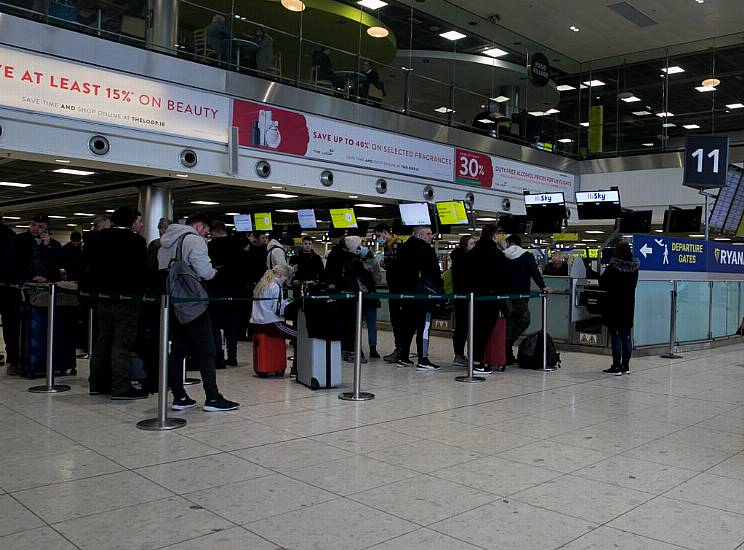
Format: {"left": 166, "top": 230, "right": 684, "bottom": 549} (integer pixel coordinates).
{"left": 158, "top": 213, "right": 239, "bottom": 412}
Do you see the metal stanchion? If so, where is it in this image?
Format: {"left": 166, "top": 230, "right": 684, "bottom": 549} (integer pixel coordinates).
{"left": 183, "top": 358, "right": 201, "bottom": 386}
{"left": 456, "top": 292, "right": 485, "bottom": 383}
{"left": 541, "top": 293, "right": 557, "bottom": 372}
{"left": 138, "top": 294, "right": 186, "bottom": 431}
{"left": 339, "top": 290, "right": 375, "bottom": 401}
{"left": 30, "top": 284, "right": 70, "bottom": 393}
{"left": 78, "top": 308, "right": 94, "bottom": 359}
{"left": 661, "top": 281, "right": 682, "bottom": 359}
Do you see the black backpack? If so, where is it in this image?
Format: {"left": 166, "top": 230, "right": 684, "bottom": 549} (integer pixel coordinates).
{"left": 517, "top": 331, "right": 561, "bottom": 369}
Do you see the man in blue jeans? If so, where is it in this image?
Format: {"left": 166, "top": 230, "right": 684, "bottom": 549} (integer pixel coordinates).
{"left": 158, "top": 213, "right": 239, "bottom": 412}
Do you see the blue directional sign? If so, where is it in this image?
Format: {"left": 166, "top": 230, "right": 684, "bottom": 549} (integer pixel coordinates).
{"left": 633, "top": 235, "right": 707, "bottom": 272}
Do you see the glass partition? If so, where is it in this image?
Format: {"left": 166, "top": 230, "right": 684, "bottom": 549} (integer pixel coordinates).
{"left": 526, "top": 276, "right": 571, "bottom": 341}
{"left": 676, "top": 281, "right": 711, "bottom": 342}
{"left": 633, "top": 280, "right": 673, "bottom": 346}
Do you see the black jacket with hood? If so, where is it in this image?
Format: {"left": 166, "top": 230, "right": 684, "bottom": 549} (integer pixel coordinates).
{"left": 396, "top": 235, "right": 442, "bottom": 293}
{"left": 504, "top": 244, "right": 546, "bottom": 294}
{"left": 465, "top": 237, "right": 507, "bottom": 295}
{"left": 599, "top": 256, "right": 640, "bottom": 328}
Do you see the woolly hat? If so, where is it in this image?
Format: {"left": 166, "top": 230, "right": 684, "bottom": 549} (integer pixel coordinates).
{"left": 344, "top": 235, "right": 362, "bottom": 252}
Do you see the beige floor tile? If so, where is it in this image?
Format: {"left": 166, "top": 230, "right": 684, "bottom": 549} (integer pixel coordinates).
{"left": 0, "top": 495, "right": 44, "bottom": 537}
{"left": 623, "top": 439, "right": 736, "bottom": 471}
{"left": 365, "top": 440, "right": 483, "bottom": 474}
{"left": 232, "top": 438, "right": 355, "bottom": 473}
{"left": 97, "top": 434, "right": 220, "bottom": 469}
{"left": 574, "top": 456, "right": 697, "bottom": 494}
{"left": 549, "top": 425, "right": 653, "bottom": 454}
{"left": 161, "top": 526, "right": 280, "bottom": 549}
{"left": 0, "top": 526, "right": 79, "bottom": 550}
{"left": 311, "top": 425, "right": 419, "bottom": 454}
{"left": 498, "top": 440, "right": 610, "bottom": 473}
{"left": 709, "top": 452, "right": 744, "bottom": 481}
{"left": 666, "top": 473, "right": 744, "bottom": 515}
{"left": 366, "top": 528, "right": 484, "bottom": 550}
{"left": 559, "top": 526, "right": 687, "bottom": 550}
{"left": 183, "top": 421, "right": 299, "bottom": 451}
{"left": 435, "top": 426, "right": 538, "bottom": 455}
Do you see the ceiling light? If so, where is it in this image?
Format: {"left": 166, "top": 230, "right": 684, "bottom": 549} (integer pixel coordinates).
{"left": 271, "top": 185, "right": 283, "bottom": 189}
{"left": 476, "top": 217, "right": 497, "bottom": 222}
{"left": 358, "top": 0, "right": 387, "bottom": 8}
{"left": 715, "top": 237, "right": 731, "bottom": 241}
{"left": 439, "top": 30, "right": 466, "bottom": 41}
{"left": 620, "top": 95, "right": 641, "bottom": 103}
{"left": 15, "top": 225, "right": 29, "bottom": 228}
{"left": 726, "top": 103, "right": 744, "bottom": 109}
{"left": 73, "top": 212, "right": 96, "bottom": 217}
{"left": 662, "top": 123, "right": 676, "bottom": 128}
{"left": 695, "top": 86, "right": 716, "bottom": 92}
{"left": 490, "top": 95, "right": 509, "bottom": 103}
{"left": 48, "top": 215, "right": 66, "bottom": 219}
{"left": 3, "top": 216, "right": 20, "bottom": 220}
{"left": 280, "top": 0, "right": 305, "bottom": 11}
{"left": 477, "top": 118, "right": 495, "bottom": 124}
{"left": 105, "top": 209, "right": 115, "bottom": 213}
{"left": 544, "top": 108, "right": 560, "bottom": 115}
{"left": 702, "top": 78, "right": 720, "bottom": 87}
{"left": 55, "top": 159, "right": 71, "bottom": 163}
{"left": 585, "top": 230, "right": 605, "bottom": 234}
{"left": 190, "top": 200, "right": 219, "bottom": 206}
{"left": 569, "top": 25, "right": 580, "bottom": 32}
{"left": 654, "top": 229, "right": 664, "bottom": 233}
{"left": 683, "top": 124, "right": 700, "bottom": 129}
{"left": 175, "top": 173, "right": 189, "bottom": 178}
{"left": 53, "top": 168, "right": 95, "bottom": 176}
{"left": 357, "top": 217, "right": 378, "bottom": 221}
{"left": 656, "top": 112, "right": 674, "bottom": 117}
{"left": 689, "top": 234, "right": 705, "bottom": 238}
{"left": 276, "top": 209, "right": 298, "bottom": 213}
{"left": 434, "top": 106, "right": 454, "bottom": 113}
{"left": 348, "top": 195, "right": 359, "bottom": 199}
{"left": 66, "top": 223, "right": 78, "bottom": 227}
{"left": 355, "top": 203, "right": 383, "bottom": 208}
{"left": 266, "top": 193, "right": 298, "bottom": 199}
{"left": 528, "top": 111, "right": 546, "bottom": 116}
{"left": 0, "top": 181, "right": 31, "bottom": 187}
{"left": 483, "top": 47, "right": 508, "bottom": 58}
{"left": 367, "top": 26, "right": 389, "bottom": 38}
{"left": 632, "top": 111, "right": 652, "bottom": 116}
{"left": 582, "top": 239, "right": 598, "bottom": 242}
{"left": 556, "top": 84, "right": 576, "bottom": 92}
{"left": 225, "top": 212, "right": 241, "bottom": 216}
{"left": 558, "top": 138, "right": 573, "bottom": 143}
{"left": 642, "top": 143, "right": 655, "bottom": 147}
{"left": 582, "top": 80, "right": 605, "bottom": 87}
{"left": 695, "top": 0, "right": 704, "bottom": 3}
{"left": 580, "top": 122, "right": 589, "bottom": 127}
{"left": 225, "top": 223, "right": 235, "bottom": 227}
{"left": 661, "top": 66, "right": 685, "bottom": 74}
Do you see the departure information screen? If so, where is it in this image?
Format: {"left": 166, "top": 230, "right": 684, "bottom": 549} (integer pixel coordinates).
{"left": 710, "top": 165, "right": 744, "bottom": 234}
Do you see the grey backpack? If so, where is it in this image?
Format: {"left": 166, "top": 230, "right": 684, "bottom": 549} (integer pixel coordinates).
{"left": 167, "top": 234, "right": 209, "bottom": 324}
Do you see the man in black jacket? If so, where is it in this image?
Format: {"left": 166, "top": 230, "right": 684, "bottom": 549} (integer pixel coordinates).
{"left": 4, "top": 215, "right": 62, "bottom": 375}
{"left": 395, "top": 226, "right": 442, "bottom": 371}
{"left": 0, "top": 214, "right": 18, "bottom": 372}
{"left": 504, "top": 234, "right": 553, "bottom": 365}
{"left": 374, "top": 223, "right": 404, "bottom": 363}
{"left": 86, "top": 206, "right": 148, "bottom": 399}
{"left": 291, "top": 236, "right": 324, "bottom": 287}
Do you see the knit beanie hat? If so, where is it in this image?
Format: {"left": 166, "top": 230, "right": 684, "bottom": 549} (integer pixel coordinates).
{"left": 344, "top": 235, "right": 362, "bottom": 252}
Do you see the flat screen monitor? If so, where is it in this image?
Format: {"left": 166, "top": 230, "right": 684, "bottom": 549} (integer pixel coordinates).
{"left": 530, "top": 217, "right": 564, "bottom": 234}
{"left": 297, "top": 209, "right": 317, "bottom": 229}
{"left": 497, "top": 214, "right": 530, "bottom": 234}
{"left": 399, "top": 203, "right": 431, "bottom": 226}
{"left": 435, "top": 201, "right": 470, "bottom": 225}
{"left": 709, "top": 165, "right": 744, "bottom": 234}
{"left": 619, "top": 209, "right": 652, "bottom": 233}
{"left": 663, "top": 206, "right": 702, "bottom": 233}
{"left": 575, "top": 190, "right": 622, "bottom": 220}
{"left": 329, "top": 208, "right": 358, "bottom": 229}
{"left": 524, "top": 192, "right": 566, "bottom": 233}
{"left": 254, "top": 212, "right": 273, "bottom": 231}
{"left": 233, "top": 214, "right": 253, "bottom": 232}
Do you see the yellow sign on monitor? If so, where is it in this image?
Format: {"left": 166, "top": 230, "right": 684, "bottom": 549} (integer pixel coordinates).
{"left": 254, "top": 212, "right": 273, "bottom": 231}
{"left": 436, "top": 201, "right": 469, "bottom": 225}
{"left": 572, "top": 249, "right": 587, "bottom": 257}
{"left": 588, "top": 248, "right": 599, "bottom": 258}
{"left": 329, "top": 208, "right": 358, "bottom": 229}
{"left": 552, "top": 233, "right": 579, "bottom": 241}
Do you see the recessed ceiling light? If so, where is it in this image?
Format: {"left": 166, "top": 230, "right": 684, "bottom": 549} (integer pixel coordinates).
{"left": 66, "top": 223, "right": 78, "bottom": 227}
{"left": 544, "top": 108, "right": 560, "bottom": 115}
{"left": 661, "top": 66, "right": 685, "bottom": 74}
{"left": 476, "top": 217, "right": 497, "bottom": 221}
{"left": 702, "top": 77, "right": 720, "bottom": 88}
{"left": 48, "top": 215, "right": 66, "bottom": 219}
{"left": 654, "top": 229, "right": 664, "bottom": 233}
{"left": 357, "top": 217, "right": 378, "bottom": 221}
{"left": 642, "top": 142, "right": 655, "bottom": 147}
{"left": 632, "top": 111, "right": 652, "bottom": 116}
{"left": 105, "top": 209, "right": 115, "bottom": 213}
{"left": 175, "top": 173, "right": 189, "bottom": 178}
{"left": 3, "top": 216, "right": 20, "bottom": 220}
{"left": 15, "top": 225, "right": 29, "bottom": 229}
{"left": 355, "top": 203, "right": 383, "bottom": 208}
{"left": 54, "top": 159, "right": 71, "bottom": 163}
{"left": 582, "top": 80, "right": 605, "bottom": 87}
{"left": 73, "top": 212, "right": 96, "bottom": 217}
{"left": 695, "top": 0, "right": 704, "bottom": 3}
{"left": 0, "top": 181, "right": 31, "bottom": 187}
{"left": 266, "top": 193, "right": 298, "bottom": 199}
{"left": 224, "top": 223, "right": 235, "bottom": 227}
{"left": 683, "top": 124, "right": 701, "bottom": 129}
{"left": 662, "top": 123, "right": 676, "bottom": 128}
{"left": 569, "top": 25, "right": 580, "bottom": 32}
{"left": 225, "top": 212, "right": 241, "bottom": 216}
{"left": 367, "top": 26, "right": 389, "bottom": 38}
{"left": 358, "top": 0, "right": 387, "bottom": 8}
{"left": 689, "top": 234, "right": 705, "bottom": 238}
{"left": 191, "top": 200, "right": 219, "bottom": 205}
{"left": 276, "top": 209, "right": 298, "bottom": 213}
{"left": 582, "top": 239, "right": 598, "bottom": 242}
{"left": 528, "top": 111, "right": 546, "bottom": 116}
{"left": 348, "top": 195, "right": 359, "bottom": 199}
{"left": 483, "top": 47, "right": 508, "bottom": 58}
{"left": 556, "top": 84, "right": 576, "bottom": 92}
{"left": 490, "top": 95, "right": 510, "bottom": 102}
{"left": 580, "top": 122, "right": 589, "bottom": 127}
{"left": 434, "top": 106, "right": 455, "bottom": 113}
{"left": 656, "top": 112, "right": 674, "bottom": 117}
{"left": 477, "top": 118, "right": 495, "bottom": 124}
{"left": 620, "top": 95, "right": 641, "bottom": 103}
{"left": 695, "top": 86, "right": 716, "bottom": 92}
{"left": 558, "top": 138, "right": 573, "bottom": 143}
{"left": 280, "top": 0, "right": 305, "bottom": 11}
{"left": 585, "top": 230, "right": 605, "bottom": 234}
{"left": 715, "top": 237, "right": 731, "bottom": 241}
{"left": 439, "top": 30, "right": 466, "bottom": 41}
{"left": 726, "top": 103, "right": 744, "bottom": 109}
{"left": 53, "top": 168, "right": 95, "bottom": 176}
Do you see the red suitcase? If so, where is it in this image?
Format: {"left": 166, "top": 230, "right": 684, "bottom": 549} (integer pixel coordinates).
{"left": 252, "top": 333, "right": 287, "bottom": 377}
{"left": 482, "top": 317, "right": 507, "bottom": 367}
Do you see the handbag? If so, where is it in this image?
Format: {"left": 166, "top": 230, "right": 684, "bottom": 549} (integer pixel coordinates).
{"left": 414, "top": 271, "right": 446, "bottom": 313}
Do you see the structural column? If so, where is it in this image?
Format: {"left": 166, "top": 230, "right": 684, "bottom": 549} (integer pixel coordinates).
{"left": 138, "top": 184, "right": 173, "bottom": 245}
{"left": 147, "top": 0, "right": 179, "bottom": 55}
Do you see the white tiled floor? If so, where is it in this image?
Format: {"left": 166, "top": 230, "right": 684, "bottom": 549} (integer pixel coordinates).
{"left": 2, "top": 332, "right": 744, "bottom": 549}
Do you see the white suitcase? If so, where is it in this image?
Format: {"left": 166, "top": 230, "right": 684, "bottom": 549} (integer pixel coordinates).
{"left": 296, "top": 309, "right": 343, "bottom": 390}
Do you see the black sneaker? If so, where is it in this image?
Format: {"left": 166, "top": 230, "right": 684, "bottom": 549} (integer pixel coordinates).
{"left": 396, "top": 358, "right": 414, "bottom": 368}
{"left": 507, "top": 355, "right": 518, "bottom": 366}
{"left": 620, "top": 366, "right": 631, "bottom": 375}
{"left": 602, "top": 366, "right": 623, "bottom": 376}
{"left": 89, "top": 387, "right": 110, "bottom": 395}
{"left": 369, "top": 347, "right": 381, "bottom": 359}
{"left": 172, "top": 395, "right": 197, "bottom": 410}
{"left": 290, "top": 366, "right": 297, "bottom": 378}
{"left": 416, "top": 358, "right": 440, "bottom": 371}
{"left": 203, "top": 395, "right": 240, "bottom": 412}
{"left": 225, "top": 357, "right": 238, "bottom": 368}
{"left": 474, "top": 364, "right": 493, "bottom": 375}
{"left": 111, "top": 388, "right": 148, "bottom": 400}
{"left": 384, "top": 350, "right": 401, "bottom": 363}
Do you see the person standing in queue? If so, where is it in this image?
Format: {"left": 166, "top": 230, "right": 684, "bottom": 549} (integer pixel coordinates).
{"left": 396, "top": 225, "right": 443, "bottom": 371}
{"left": 373, "top": 223, "right": 404, "bottom": 363}
{"left": 503, "top": 235, "right": 553, "bottom": 367}
{"left": 450, "top": 234, "right": 475, "bottom": 367}
{"left": 158, "top": 213, "right": 239, "bottom": 412}
{"left": 290, "top": 236, "right": 324, "bottom": 289}
{"left": 543, "top": 253, "right": 568, "bottom": 276}
{"left": 600, "top": 241, "right": 639, "bottom": 376}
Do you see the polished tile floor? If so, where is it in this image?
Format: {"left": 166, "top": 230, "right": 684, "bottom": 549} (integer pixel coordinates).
{"left": 2, "top": 332, "right": 744, "bottom": 550}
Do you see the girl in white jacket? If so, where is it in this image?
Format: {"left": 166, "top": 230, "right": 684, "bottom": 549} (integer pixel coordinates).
{"left": 250, "top": 264, "right": 296, "bottom": 339}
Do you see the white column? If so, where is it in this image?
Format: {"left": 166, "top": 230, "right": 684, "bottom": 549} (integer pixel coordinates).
{"left": 138, "top": 185, "right": 173, "bottom": 244}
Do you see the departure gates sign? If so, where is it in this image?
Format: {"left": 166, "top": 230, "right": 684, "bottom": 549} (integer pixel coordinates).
{"left": 633, "top": 235, "right": 744, "bottom": 274}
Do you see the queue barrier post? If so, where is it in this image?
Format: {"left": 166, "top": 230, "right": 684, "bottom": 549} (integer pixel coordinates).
{"left": 138, "top": 294, "right": 186, "bottom": 431}
{"left": 661, "top": 280, "right": 683, "bottom": 359}
{"left": 456, "top": 292, "right": 485, "bottom": 383}
{"left": 30, "top": 283, "right": 71, "bottom": 393}
{"left": 79, "top": 307, "right": 94, "bottom": 359}
{"left": 339, "top": 290, "right": 375, "bottom": 401}
{"left": 183, "top": 358, "right": 201, "bottom": 386}
{"left": 541, "top": 293, "right": 557, "bottom": 373}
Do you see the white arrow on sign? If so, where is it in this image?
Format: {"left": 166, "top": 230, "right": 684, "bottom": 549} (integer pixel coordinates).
{"left": 640, "top": 244, "right": 653, "bottom": 258}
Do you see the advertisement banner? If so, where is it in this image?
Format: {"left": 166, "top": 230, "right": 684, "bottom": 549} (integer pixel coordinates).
{"left": 454, "top": 149, "right": 492, "bottom": 187}
{"left": 232, "top": 99, "right": 454, "bottom": 181}
{"left": 0, "top": 45, "right": 230, "bottom": 142}
{"left": 634, "top": 235, "right": 707, "bottom": 272}
{"left": 588, "top": 105, "right": 603, "bottom": 154}
{"left": 708, "top": 242, "right": 744, "bottom": 274}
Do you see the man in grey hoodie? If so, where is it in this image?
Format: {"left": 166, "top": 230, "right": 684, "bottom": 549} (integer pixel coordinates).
{"left": 158, "top": 213, "right": 239, "bottom": 412}
{"left": 504, "top": 235, "right": 553, "bottom": 366}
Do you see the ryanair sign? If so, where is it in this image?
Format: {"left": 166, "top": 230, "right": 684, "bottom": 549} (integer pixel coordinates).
{"left": 634, "top": 236, "right": 744, "bottom": 275}
{"left": 710, "top": 245, "right": 744, "bottom": 274}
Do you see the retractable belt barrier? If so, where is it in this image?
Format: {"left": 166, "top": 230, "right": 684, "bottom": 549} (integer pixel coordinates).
{"left": 5, "top": 282, "right": 552, "bottom": 430}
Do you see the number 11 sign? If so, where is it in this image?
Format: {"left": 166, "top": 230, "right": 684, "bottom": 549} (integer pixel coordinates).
{"left": 683, "top": 135, "right": 729, "bottom": 189}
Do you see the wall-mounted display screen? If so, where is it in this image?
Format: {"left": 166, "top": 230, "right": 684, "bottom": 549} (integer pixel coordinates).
{"left": 297, "top": 209, "right": 317, "bottom": 229}
{"left": 398, "top": 203, "right": 431, "bottom": 226}
{"left": 619, "top": 209, "right": 652, "bottom": 233}
{"left": 524, "top": 192, "right": 566, "bottom": 233}
{"left": 575, "top": 190, "right": 622, "bottom": 220}
{"left": 435, "top": 201, "right": 469, "bottom": 225}
{"left": 254, "top": 213, "right": 273, "bottom": 231}
{"left": 329, "top": 208, "right": 358, "bottom": 229}
{"left": 524, "top": 192, "right": 565, "bottom": 206}
{"left": 663, "top": 207, "right": 702, "bottom": 233}
{"left": 709, "top": 165, "right": 744, "bottom": 234}
{"left": 233, "top": 214, "right": 253, "bottom": 232}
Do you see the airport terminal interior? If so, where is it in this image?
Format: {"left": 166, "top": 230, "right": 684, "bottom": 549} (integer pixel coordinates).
{"left": 1, "top": 0, "right": 744, "bottom": 548}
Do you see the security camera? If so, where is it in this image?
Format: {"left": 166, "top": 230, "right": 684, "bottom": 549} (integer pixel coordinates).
{"left": 179, "top": 149, "right": 198, "bottom": 168}
{"left": 423, "top": 185, "right": 435, "bottom": 201}
{"left": 375, "top": 178, "right": 388, "bottom": 194}
{"left": 465, "top": 192, "right": 475, "bottom": 205}
{"left": 89, "top": 135, "right": 110, "bottom": 155}
{"left": 486, "top": 14, "right": 501, "bottom": 23}
{"left": 321, "top": 170, "right": 334, "bottom": 187}
{"left": 502, "top": 198, "right": 511, "bottom": 211}
{"left": 255, "top": 160, "right": 271, "bottom": 178}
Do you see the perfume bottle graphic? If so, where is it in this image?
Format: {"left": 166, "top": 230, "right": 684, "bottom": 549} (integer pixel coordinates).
{"left": 264, "top": 120, "right": 281, "bottom": 148}
{"left": 251, "top": 120, "right": 261, "bottom": 146}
